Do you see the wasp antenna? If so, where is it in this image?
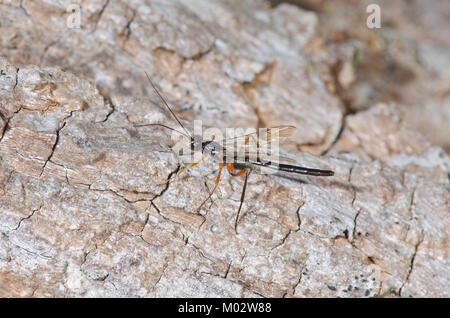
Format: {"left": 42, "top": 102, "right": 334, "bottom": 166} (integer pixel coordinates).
{"left": 133, "top": 123, "right": 190, "bottom": 138}
{"left": 144, "top": 72, "right": 192, "bottom": 138}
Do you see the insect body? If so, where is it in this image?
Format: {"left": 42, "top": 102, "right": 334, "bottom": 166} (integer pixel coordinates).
{"left": 138, "top": 72, "right": 334, "bottom": 231}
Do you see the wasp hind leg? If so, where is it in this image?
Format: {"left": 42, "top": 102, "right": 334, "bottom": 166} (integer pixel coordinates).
{"left": 226, "top": 163, "right": 251, "bottom": 233}
{"left": 197, "top": 162, "right": 224, "bottom": 212}
{"left": 226, "top": 163, "right": 246, "bottom": 176}
{"left": 234, "top": 169, "right": 251, "bottom": 233}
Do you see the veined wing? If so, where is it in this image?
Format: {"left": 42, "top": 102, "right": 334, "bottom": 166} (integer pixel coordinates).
{"left": 225, "top": 150, "right": 297, "bottom": 164}
{"left": 220, "top": 125, "right": 295, "bottom": 150}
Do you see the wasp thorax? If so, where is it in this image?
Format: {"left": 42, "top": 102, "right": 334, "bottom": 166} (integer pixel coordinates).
{"left": 190, "top": 135, "right": 203, "bottom": 151}
{"left": 203, "top": 141, "right": 225, "bottom": 158}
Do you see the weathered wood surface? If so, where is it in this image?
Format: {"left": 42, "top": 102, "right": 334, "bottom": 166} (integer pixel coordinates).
{"left": 0, "top": 0, "right": 448, "bottom": 297}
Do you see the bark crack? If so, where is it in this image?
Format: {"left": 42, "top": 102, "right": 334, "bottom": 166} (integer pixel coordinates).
{"left": 288, "top": 264, "right": 306, "bottom": 297}
{"left": 19, "top": 0, "right": 30, "bottom": 17}
{"left": 0, "top": 102, "right": 23, "bottom": 143}
{"left": 13, "top": 206, "right": 41, "bottom": 231}
{"left": 91, "top": 0, "right": 110, "bottom": 33}
{"left": 398, "top": 231, "right": 424, "bottom": 297}
{"left": 321, "top": 113, "right": 345, "bottom": 155}
{"left": 39, "top": 121, "right": 67, "bottom": 177}
{"left": 95, "top": 95, "right": 115, "bottom": 123}
{"left": 346, "top": 165, "right": 361, "bottom": 243}
{"left": 150, "top": 165, "right": 181, "bottom": 202}
{"left": 185, "top": 40, "right": 215, "bottom": 61}
{"left": 270, "top": 203, "right": 304, "bottom": 250}
{"left": 121, "top": 9, "right": 136, "bottom": 45}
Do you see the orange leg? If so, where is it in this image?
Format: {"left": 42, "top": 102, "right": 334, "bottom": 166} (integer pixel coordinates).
{"left": 236, "top": 135, "right": 250, "bottom": 154}
{"left": 178, "top": 134, "right": 217, "bottom": 177}
{"left": 197, "top": 162, "right": 224, "bottom": 211}
{"left": 177, "top": 157, "right": 204, "bottom": 176}
{"left": 226, "top": 163, "right": 247, "bottom": 177}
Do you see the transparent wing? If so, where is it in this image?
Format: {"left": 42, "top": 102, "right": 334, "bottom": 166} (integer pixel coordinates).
{"left": 220, "top": 125, "right": 295, "bottom": 149}
{"left": 263, "top": 125, "right": 296, "bottom": 140}
{"left": 227, "top": 150, "right": 297, "bottom": 164}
